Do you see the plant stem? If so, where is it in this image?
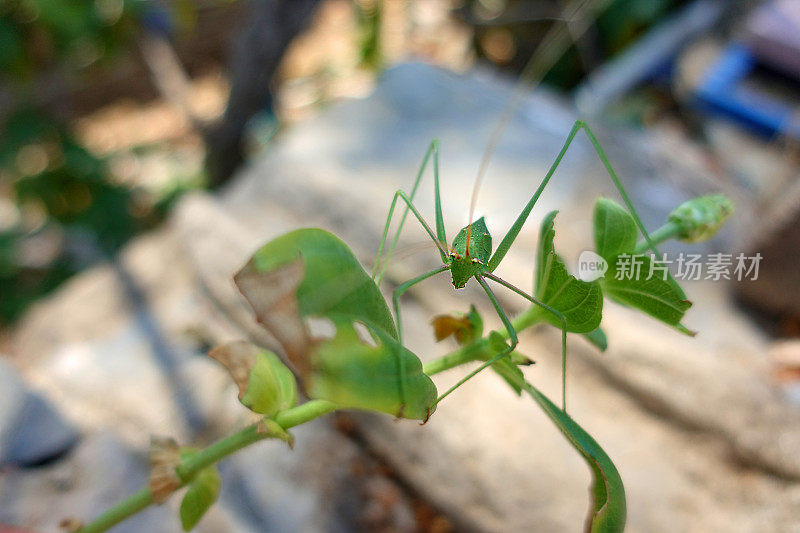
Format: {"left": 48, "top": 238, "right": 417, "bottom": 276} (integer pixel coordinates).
{"left": 633, "top": 221, "right": 680, "bottom": 254}
{"left": 423, "top": 341, "right": 486, "bottom": 375}
{"left": 78, "top": 400, "right": 336, "bottom": 533}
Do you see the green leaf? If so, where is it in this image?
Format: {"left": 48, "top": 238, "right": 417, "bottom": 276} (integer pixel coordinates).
{"left": 593, "top": 198, "right": 637, "bottom": 262}
{"left": 308, "top": 320, "right": 437, "bottom": 420}
{"left": 601, "top": 254, "right": 692, "bottom": 330}
{"left": 179, "top": 464, "right": 221, "bottom": 531}
{"left": 535, "top": 212, "right": 603, "bottom": 333}
{"left": 523, "top": 382, "right": 625, "bottom": 532}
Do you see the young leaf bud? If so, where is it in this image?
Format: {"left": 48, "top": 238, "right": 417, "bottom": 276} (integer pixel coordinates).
{"left": 668, "top": 194, "right": 733, "bottom": 243}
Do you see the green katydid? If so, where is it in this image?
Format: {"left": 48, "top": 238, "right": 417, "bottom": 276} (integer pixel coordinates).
{"left": 372, "top": 119, "right": 676, "bottom": 414}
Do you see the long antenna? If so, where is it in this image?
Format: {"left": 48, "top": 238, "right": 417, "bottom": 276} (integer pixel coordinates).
{"left": 465, "top": 0, "right": 615, "bottom": 253}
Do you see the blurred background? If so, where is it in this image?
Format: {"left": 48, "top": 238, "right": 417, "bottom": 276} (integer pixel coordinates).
{"left": 2, "top": 0, "right": 800, "bottom": 531}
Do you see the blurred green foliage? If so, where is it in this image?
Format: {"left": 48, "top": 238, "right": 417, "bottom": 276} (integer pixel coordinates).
{"left": 466, "top": 0, "right": 687, "bottom": 89}
{"left": 0, "top": 1, "right": 154, "bottom": 323}
{"left": 356, "top": 0, "right": 382, "bottom": 70}
{"left": 0, "top": 108, "right": 149, "bottom": 323}
{"left": 0, "top": 0, "right": 141, "bottom": 77}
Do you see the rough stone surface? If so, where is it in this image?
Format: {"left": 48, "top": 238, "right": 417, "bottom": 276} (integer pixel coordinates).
{"left": 0, "top": 359, "right": 79, "bottom": 468}
{"left": 4, "top": 62, "right": 799, "bottom": 531}
{"left": 0, "top": 432, "right": 239, "bottom": 533}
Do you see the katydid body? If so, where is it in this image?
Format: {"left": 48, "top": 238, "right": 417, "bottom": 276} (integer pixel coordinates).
{"left": 373, "top": 120, "right": 664, "bottom": 415}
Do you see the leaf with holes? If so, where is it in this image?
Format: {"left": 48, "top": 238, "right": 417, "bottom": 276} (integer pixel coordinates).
{"left": 235, "top": 228, "right": 437, "bottom": 420}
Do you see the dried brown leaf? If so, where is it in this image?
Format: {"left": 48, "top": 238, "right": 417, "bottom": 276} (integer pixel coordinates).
{"left": 430, "top": 314, "right": 473, "bottom": 344}
{"left": 208, "top": 341, "right": 257, "bottom": 400}
{"left": 149, "top": 435, "right": 182, "bottom": 504}
{"left": 234, "top": 258, "right": 312, "bottom": 376}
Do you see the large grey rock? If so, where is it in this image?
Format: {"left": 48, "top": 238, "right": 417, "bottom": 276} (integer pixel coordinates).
{"left": 218, "top": 418, "right": 418, "bottom": 533}
{"left": 0, "top": 359, "right": 79, "bottom": 467}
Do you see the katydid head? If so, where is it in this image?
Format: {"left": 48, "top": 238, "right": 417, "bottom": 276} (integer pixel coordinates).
{"left": 448, "top": 217, "right": 492, "bottom": 289}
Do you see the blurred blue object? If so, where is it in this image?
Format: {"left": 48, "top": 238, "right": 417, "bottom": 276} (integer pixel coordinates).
{"left": 574, "top": 0, "right": 724, "bottom": 115}
{"left": 140, "top": 1, "right": 174, "bottom": 36}
{"left": 694, "top": 44, "right": 800, "bottom": 140}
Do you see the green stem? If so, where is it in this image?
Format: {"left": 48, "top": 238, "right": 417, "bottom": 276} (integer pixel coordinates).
{"left": 78, "top": 489, "right": 153, "bottom": 533}
{"left": 423, "top": 341, "right": 486, "bottom": 375}
{"left": 78, "top": 400, "right": 336, "bottom": 533}
{"left": 633, "top": 221, "right": 680, "bottom": 255}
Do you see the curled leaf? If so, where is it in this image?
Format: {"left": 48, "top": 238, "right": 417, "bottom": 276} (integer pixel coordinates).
{"left": 523, "top": 382, "right": 626, "bottom": 532}
{"left": 209, "top": 341, "right": 297, "bottom": 416}
{"left": 490, "top": 366, "right": 627, "bottom": 531}
{"left": 149, "top": 436, "right": 181, "bottom": 504}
